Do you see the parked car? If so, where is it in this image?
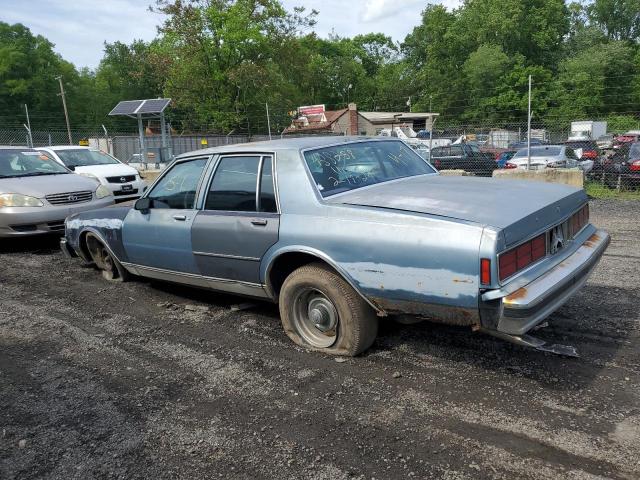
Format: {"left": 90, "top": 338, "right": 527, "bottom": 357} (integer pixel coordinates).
{"left": 429, "top": 143, "right": 497, "bottom": 176}
{"left": 408, "top": 143, "right": 430, "bottom": 161}
{"left": 613, "top": 133, "right": 640, "bottom": 149}
{"left": 602, "top": 142, "right": 640, "bottom": 188}
{"left": 496, "top": 150, "right": 517, "bottom": 168}
{"left": 564, "top": 140, "right": 600, "bottom": 161}
{"left": 61, "top": 137, "right": 609, "bottom": 357}
{"left": 508, "top": 145, "right": 582, "bottom": 170}
{"left": 37, "top": 146, "right": 147, "bottom": 201}
{"left": 0, "top": 147, "right": 114, "bottom": 237}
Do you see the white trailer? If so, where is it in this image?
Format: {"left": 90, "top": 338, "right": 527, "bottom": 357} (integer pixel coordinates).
{"left": 569, "top": 121, "right": 607, "bottom": 141}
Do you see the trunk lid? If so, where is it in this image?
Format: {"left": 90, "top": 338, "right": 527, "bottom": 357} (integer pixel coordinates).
{"left": 327, "top": 175, "right": 587, "bottom": 246}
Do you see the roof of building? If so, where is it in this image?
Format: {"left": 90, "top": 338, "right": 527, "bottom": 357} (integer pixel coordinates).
{"left": 283, "top": 108, "right": 348, "bottom": 134}
{"left": 359, "top": 111, "right": 438, "bottom": 123}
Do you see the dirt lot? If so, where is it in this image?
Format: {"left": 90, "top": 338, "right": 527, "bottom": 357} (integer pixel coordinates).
{"left": 1, "top": 199, "right": 639, "bottom": 479}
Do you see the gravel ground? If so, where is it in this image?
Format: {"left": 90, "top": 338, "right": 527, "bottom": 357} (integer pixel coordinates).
{"left": 0, "top": 199, "right": 639, "bottom": 480}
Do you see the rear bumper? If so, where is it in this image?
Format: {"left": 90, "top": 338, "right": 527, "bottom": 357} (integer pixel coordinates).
{"left": 482, "top": 227, "right": 610, "bottom": 336}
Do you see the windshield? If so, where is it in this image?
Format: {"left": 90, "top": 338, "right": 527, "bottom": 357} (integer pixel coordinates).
{"left": 54, "top": 149, "right": 120, "bottom": 167}
{"left": 304, "top": 140, "right": 436, "bottom": 197}
{"left": 0, "top": 150, "right": 69, "bottom": 178}
{"left": 513, "top": 146, "right": 561, "bottom": 158}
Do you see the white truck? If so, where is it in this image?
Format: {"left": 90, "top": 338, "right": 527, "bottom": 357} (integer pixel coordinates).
{"left": 569, "top": 121, "right": 607, "bottom": 141}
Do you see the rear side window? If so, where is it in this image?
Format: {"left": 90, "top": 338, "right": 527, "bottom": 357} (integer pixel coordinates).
{"left": 206, "top": 156, "right": 259, "bottom": 211}
{"left": 205, "top": 155, "right": 277, "bottom": 212}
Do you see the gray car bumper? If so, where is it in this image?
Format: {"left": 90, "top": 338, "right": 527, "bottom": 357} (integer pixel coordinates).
{"left": 0, "top": 197, "right": 114, "bottom": 237}
{"left": 486, "top": 228, "right": 610, "bottom": 336}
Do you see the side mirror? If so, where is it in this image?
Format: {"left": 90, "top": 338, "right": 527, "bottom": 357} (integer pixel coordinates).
{"left": 67, "top": 165, "right": 76, "bottom": 171}
{"left": 134, "top": 197, "right": 152, "bottom": 213}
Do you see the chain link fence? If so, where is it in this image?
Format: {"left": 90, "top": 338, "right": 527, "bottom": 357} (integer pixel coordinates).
{"left": 2, "top": 117, "right": 639, "bottom": 191}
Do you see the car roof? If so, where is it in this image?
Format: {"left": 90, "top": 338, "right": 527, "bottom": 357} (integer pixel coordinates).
{"left": 176, "top": 136, "right": 401, "bottom": 159}
{"left": 0, "top": 145, "right": 33, "bottom": 150}
{"left": 38, "top": 146, "right": 92, "bottom": 151}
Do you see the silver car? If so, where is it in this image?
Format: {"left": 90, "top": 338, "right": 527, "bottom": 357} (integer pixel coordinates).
{"left": 0, "top": 147, "right": 115, "bottom": 237}
{"left": 61, "top": 137, "right": 609, "bottom": 357}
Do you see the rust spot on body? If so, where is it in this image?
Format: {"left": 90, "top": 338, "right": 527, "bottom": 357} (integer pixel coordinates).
{"left": 453, "top": 278, "right": 473, "bottom": 284}
{"left": 583, "top": 233, "right": 600, "bottom": 248}
{"left": 504, "top": 287, "right": 528, "bottom": 304}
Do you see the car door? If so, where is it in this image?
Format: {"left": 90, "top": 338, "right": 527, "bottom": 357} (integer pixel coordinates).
{"left": 122, "top": 156, "right": 209, "bottom": 273}
{"left": 190, "top": 154, "right": 279, "bottom": 284}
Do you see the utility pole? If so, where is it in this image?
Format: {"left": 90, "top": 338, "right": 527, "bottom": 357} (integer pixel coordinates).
{"left": 24, "top": 104, "right": 33, "bottom": 147}
{"left": 56, "top": 75, "right": 73, "bottom": 145}
{"left": 527, "top": 74, "right": 532, "bottom": 170}
{"left": 265, "top": 102, "right": 272, "bottom": 140}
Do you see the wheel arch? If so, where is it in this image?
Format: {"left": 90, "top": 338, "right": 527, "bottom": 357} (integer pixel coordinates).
{"left": 77, "top": 228, "right": 122, "bottom": 265}
{"left": 263, "top": 247, "right": 383, "bottom": 315}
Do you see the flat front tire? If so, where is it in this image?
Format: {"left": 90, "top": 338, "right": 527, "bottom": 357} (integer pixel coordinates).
{"left": 85, "top": 233, "right": 129, "bottom": 282}
{"left": 279, "top": 262, "right": 378, "bottom": 356}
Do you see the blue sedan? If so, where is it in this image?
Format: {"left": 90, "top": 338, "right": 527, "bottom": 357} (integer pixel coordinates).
{"left": 61, "top": 137, "right": 609, "bottom": 356}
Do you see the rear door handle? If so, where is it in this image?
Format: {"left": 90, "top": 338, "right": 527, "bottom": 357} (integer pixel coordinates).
{"left": 173, "top": 214, "right": 187, "bottom": 221}
{"left": 251, "top": 218, "right": 268, "bottom": 226}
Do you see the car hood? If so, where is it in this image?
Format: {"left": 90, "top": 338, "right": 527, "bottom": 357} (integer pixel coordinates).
{"left": 0, "top": 173, "right": 99, "bottom": 198}
{"left": 72, "top": 164, "right": 138, "bottom": 177}
{"left": 328, "top": 175, "right": 587, "bottom": 246}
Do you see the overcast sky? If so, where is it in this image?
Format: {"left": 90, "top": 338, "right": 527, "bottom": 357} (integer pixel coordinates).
{"left": 2, "top": 0, "right": 461, "bottom": 69}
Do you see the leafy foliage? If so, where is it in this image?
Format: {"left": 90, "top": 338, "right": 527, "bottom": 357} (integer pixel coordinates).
{"left": 1, "top": 0, "right": 640, "bottom": 134}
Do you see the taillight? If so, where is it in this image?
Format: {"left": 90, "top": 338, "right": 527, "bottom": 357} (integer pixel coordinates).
{"left": 505, "top": 162, "right": 516, "bottom": 169}
{"left": 582, "top": 150, "right": 598, "bottom": 159}
{"left": 630, "top": 160, "right": 640, "bottom": 172}
{"left": 499, "top": 233, "right": 546, "bottom": 282}
{"left": 569, "top": 204, "right": 590, "bottom": 237}
{"left": 480, "top": 258, "right": 491, "bottom": 285}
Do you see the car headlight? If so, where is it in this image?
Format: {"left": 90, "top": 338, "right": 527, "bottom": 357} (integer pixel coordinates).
{"left": 79, "top": 172, "right": 100, "bottom": 182}
{"left": 95, "top": 185, "right": 112, "bottom": 199}
{"left": 0, "top": 193, "right": 44, "bottom": 207}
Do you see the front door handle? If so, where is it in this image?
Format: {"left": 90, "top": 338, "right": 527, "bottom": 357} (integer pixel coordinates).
{"left": 251, "top": 218, "right": 268, "bottom": 226}
{"left": 173, "top": 214, "right": 187, "bottom": 221}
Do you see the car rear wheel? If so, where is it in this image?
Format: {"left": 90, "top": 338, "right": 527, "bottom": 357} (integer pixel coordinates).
{"left": 279, "top": 262, "right": 378, "bottom": 356}
{"left": 85, "top": 233, "right": 129, "bottom": 282}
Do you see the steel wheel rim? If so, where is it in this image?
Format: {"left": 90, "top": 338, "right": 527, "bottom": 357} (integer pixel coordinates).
{"left": 292, "top": 288, "right": 338, "bottom": 348}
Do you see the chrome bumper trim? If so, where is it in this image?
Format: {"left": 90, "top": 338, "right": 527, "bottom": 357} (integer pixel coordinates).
{"left": 496, "top": 228, "right": 610, "bottom": 336}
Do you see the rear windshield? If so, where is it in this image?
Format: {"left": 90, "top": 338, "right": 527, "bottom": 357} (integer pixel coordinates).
{"left": 0, "top": 150, "right": 69, "bottom": 178}
{"left": 629, "top": 143, "right": 640, "bottom": 159}
{"left": 513, "top": 146, "right": 561, "bottom": 158}
{"left": 54, "top": 149, "right": 120, "bottom": 167}
{"left": 303, "top": 141, "right": 435, "bottom": 197}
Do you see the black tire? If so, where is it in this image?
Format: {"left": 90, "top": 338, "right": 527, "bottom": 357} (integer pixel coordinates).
{"left": 279, "top": 262, "right": 378, "bottom": 356}
{"left": 84, "top": 233, "right": 129, "bottom": 282}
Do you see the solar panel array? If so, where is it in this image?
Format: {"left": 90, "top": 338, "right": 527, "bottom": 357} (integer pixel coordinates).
{"left": 108, "top": 98, "right": 171, "bottom": 116}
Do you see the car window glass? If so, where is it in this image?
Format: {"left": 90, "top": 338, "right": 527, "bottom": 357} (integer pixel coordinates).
{"left": 206, "top": 156, "right": 260, "bottom": 211}
{"left": 259, "top": 157, "right": 277, "bottom": 213}
{"left": 449, "top": 145, "right": 463, "bottom": 156}
{"left": 467, "top": 144, "right": 481, "bottom": 153}
{"left": 54, "top": 149, "right": 120, "bottom": 167}
{"left": 0, "top": 150, "right": 69, "bottom": 177}
{"left": 147, "top": 158, "right": 207, "bottom": 209}
{"left": 303, "top": 140, "right": 435, "bottom": 197}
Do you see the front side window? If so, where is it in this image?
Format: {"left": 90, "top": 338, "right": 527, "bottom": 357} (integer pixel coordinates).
{"left": 53, "top": 149, "right": 120, "bottom": 167}
{"left": 513, "top": 146, "right": 562, "bottom": 158}
{"left": 147, "top": 158, "right": 207, "bottom": 209}
{"left": 303, "top": 140, "right": 435, "bottom": 197}
{"left": 0, "top": 150, "right": 69, "bottom": 178}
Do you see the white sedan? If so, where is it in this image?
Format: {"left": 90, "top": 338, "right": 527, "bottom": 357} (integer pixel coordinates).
{"left": 508, "top": 145, "right": 593, "bottom": 173}
{"left": 38, "top": 146, "right": 148, "bottom": 201}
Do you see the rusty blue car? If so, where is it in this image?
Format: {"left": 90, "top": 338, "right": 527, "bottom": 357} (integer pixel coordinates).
{"left": 61, "top": 137, "right": 610, "bottom": 356}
